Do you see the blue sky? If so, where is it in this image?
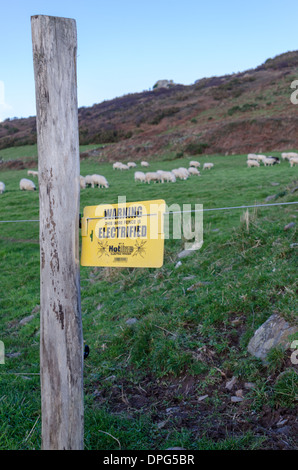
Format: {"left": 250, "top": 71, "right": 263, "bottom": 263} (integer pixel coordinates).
{"left": 0, "top": 0, "right": 297, "bottom": 121}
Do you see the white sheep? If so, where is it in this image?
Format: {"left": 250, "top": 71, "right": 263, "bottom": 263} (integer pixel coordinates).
{"left": 91, "top": 174, "right": 109, "bottom": 188}
{"left": 134, "top": 171, "right": 146, "bottom": 182}
{"left": 156, "top": 170, "right": 176, "bottom": 183}
{"left": 247, "top": 153, "right": 258, "bottom": 160}
{"left": 118, "top": 163, "right": 130, "bottom": 170}
{"left": 268, "top": 156, "right": 280, "bottom": 164}
{"left": 247, "top": 160, "right": 260, "bottom": 168}
{"left": 113, "top": 162, "right": 122, "bottom": 170}
{"left": 289, "top": 157, "right": 298, "bottom": 167}
{"left": 20, "top": 178, "right": 36, "bottom": 191}
{"left": 144, "top": 172, "right": 160, "bottom": 184}
{"left": 189, "top": 160, "right": 200, "bottom": 168}
{"left": 256, "top": 155, "right": 267, "bottom": 163}
{"left": 188, "top": 167, "right": 201, "bottom": 175}
{"left": 0, "top": 182, "right": 5, "bottom": 194}
{"left": 80, "top": 175, "right": 86, "bottom": 189}
{"left": 172, "top": 168, "right": 188, "bottom": 180}
{"left": 141, "top": 161, "right": 149, "bottom": 167}
{"left": 282, "top": 152, "right": 298, "bottom": 160}
{"left": 263, "top": 157, "right": 278, "bottom": 166}
{"left": 164, "top": 171, "right": 176, "bottom": 183}
{"left": 156, "top": 170, "right": 166, "bottom": 183}
{"left": 127, "top": 162, "right": 137, "bottom": 168}
{"left": 203, "top": 163, "right": 214, "bottom": 170}
{"left": 85, "top": 175, "right": 93, "bottom": 187}
{"left": 27, "top": 170, "right": 38, "bottom": 177}
{"left": 179, "top": 167, "right": 190, "bottom": 177}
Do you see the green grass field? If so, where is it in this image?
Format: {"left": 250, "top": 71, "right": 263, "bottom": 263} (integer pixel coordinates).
{"left": 0, "top": 148, "right": 297, "bottom": 450}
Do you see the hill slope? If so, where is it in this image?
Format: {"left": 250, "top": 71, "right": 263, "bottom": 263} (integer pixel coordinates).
{"left": 1, "top": 50, "right": 298, "bottom": 159}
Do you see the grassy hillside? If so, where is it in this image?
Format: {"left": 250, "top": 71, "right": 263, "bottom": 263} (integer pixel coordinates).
{"left": 0, "top": 147, "right": 297, "bottom": 450}
{"left": 1, "top": 51, "right": 298, "bottom": 158}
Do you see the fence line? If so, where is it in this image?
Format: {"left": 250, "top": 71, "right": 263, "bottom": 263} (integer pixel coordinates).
{"left": 0, "top": 201, "right": 298, "bottom": 224}
{"left": 165, "top": 201, "right": 298, "bottom": 215}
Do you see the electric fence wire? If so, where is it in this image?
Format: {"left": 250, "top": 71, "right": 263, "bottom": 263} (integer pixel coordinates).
{"left": 0, "top": 201, "right": 298, "bottom": 224}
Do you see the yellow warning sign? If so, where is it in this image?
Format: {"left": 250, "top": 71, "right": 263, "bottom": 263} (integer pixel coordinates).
{"left": 81, "top": 199, "right": 165, "bottom": 267}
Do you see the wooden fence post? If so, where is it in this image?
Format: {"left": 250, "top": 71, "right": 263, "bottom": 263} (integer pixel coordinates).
{"left": 31, "top": 15, "right": 84, "bottom": 450}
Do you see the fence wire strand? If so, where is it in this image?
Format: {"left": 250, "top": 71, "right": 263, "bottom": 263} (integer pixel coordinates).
{"left": 0, "top": 201, "right": 298, "bottom": 224}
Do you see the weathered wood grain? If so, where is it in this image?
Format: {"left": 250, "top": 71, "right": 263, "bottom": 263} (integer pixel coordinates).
{"left": 31, "top": 15, "right": 84, "bottom": 450}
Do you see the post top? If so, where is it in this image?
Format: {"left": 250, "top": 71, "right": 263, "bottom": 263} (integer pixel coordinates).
{"left": 31, "top": 14, "right": 76, "bottom": 23}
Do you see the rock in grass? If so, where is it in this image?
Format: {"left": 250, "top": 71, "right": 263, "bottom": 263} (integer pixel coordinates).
{"left": 231, "top": 396, "right": 244, "bottom": 403}
{"left": 247, "top": 314, "right": 298, "bottom": 363}
{"left": 284, "top": 222, "right": 295, "bottom": 230}
{"left": 177, "top": 249, "right": 193, "bottom": 259}
{"left": 125, "top": 318, "right": 138, "bottom": 326}
{"left": 19, "top": 314, "right": 35, "bottom": 325}
{"left": 265, "top": 195, "right": 277, "bottom": 202}
{"left": 225, "top": 376, "right": 237, "bottom": 390}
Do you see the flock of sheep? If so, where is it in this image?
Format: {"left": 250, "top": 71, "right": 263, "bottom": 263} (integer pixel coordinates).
{"left": 78, "top": 159, "right": 214, "bottom": 189}
{"left": 133, "top": 161, "right": 214, "bottom": 184}
{"left": 246, "top": 152, "right": 298, "bottom": 168}
{"left": 0, "top": 151, "right": 297, "bottom": 196}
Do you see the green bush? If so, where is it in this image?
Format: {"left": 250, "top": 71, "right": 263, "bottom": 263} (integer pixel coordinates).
{"left": 228, "top": 103, "right": 258, "bottom": 116}
{"left": 184, "top": 141, "right": 209, "bottom": 155}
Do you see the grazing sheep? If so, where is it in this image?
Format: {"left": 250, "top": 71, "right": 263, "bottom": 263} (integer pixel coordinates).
{"left": 127, "top": 162, "right": 137, "bottom": 168}
{"left": 188, "top": 167, "right": 201, "bottom": 175}
{"left": 118, "top": 163, "right": 130, "bottom": 170}
{"left": 268, "top": 156, "right": 280, "bottom": 164}
{"left": 27, "top": 170, "right": 38, "bottom": 177}
{"left": 144, "top": 172, "right": 160, "bottom": 183}
{"left": 289, "top": 157, "right": 298, "bottom": 167}
{"left": 0, "top": 182, "right": 5, "bottom": 194}
{"left": 80, "top": 175, "right": 86, "bottom": 189}
{"left": 256, "top": 155, "right": 267, "bottom": 163}
{"left": 91, "top": 174, "right": 109, "bottom": 188}
{"left": 263, "top": 157, "right": 279, "bottom": 166}
{"left": 247, "top": 153, "right": 258, "bottom": 160}
{"left": 134, "top": 171, "right": 146, "bottom": 182}
{"left": 113, "top": 162, "right": 122, "bottom": 170}
{"left": 141, "top": 161, "right": 149, "bottom": 167}
{"left": 20, "top": 178, "right": 36, "bottom": 191}
{"left": 179, "top": 167, "right": 190, "bottom": 177}
{"left": 164, "top": 171, "right": 176, "bottom": 183}
{"left": 282, "top": 152, "right": 298, "bottom": 160}
{"left": 189, "top": 160, "right": 200, "bottom": 168}
{"left": 85, "top": 175, "right": 93, "bottom": 187}
{"left": 203, "top": 163, "right": 214, "bottom": 170}
{"left": 247, "top": 160, "right": 260, "bottom": 168}
{"left": 172, "top": 168, "right": 188, "bottom": 180}
{"left": 156, "top": 170, "right": 176, "bottom": 183}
